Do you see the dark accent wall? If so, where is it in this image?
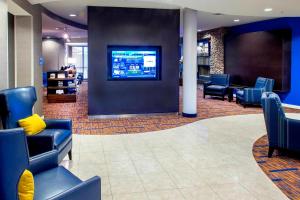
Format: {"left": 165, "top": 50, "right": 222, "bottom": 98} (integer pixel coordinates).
{"left": 8, "top": 13, "right": 15, "bottom": 88}
{"left": 88, "top": 7, "right": 180, "bottom": 115}
{"left": 227, "top": 18, "right": 300, "bottom": 105}
{"left": 225, "top": 29, "right": 291, "bottom": 92}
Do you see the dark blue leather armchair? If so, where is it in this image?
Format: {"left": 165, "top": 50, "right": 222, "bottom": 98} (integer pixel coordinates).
{"left": 0, "top": 87, "right": 72, "bottom": 163}
{"left": 0, "top": 128, "right": 101, "bottom": 200}
{"left": 261, "top": 92, "right": 300, "bottom": 157}
{"left": 236, "top": 77, "right": 274, "bottom": 107}
{"left": 203, "top": 74, "right": 230, "bottom": 100}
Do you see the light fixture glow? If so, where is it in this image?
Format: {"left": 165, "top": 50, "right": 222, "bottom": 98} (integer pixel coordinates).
{"left": 63, "top": 33, "right": 69, "bottom": 39}
{"left": 197, "top": 29, "right": 202, "bottom": 32}
{"left": 46, "top": 36, "right": 51, "bottom": 39}
{"left": 69, "top": 14, "right": 77, "bottom": 17}
{"left": 264, "top": 8, "right": 273, "bottom": 12}
{"left": 55, "top": 27, "right": 59, "bottom": 30}
{"left": 233, "top": 19, "right": 240, "bottom": 22}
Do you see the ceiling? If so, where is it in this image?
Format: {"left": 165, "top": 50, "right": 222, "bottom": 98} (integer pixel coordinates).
{"left": 42, "top": 14, "right": 87, "bottom": 39}
{"left": 31, "top": 0, "right": 300, "bottom": 19}
{"left": 37, "top": 0, "right": 300, "bottom": 39}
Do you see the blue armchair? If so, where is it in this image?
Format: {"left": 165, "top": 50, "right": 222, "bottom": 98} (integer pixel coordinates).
{"left": 203, "top": 74, "right": 230, "bottom": 100}
{"left": 236, "top": 77, "right": 274, "bottom": 107}
{"left": 0, "top": 87, "right": 72, "bottom": 163}
{"left": 261, "top": 92, "right": 300, "bottom": 157}
{"left": 0, "top": 128, "right": 101, "bottom": 200}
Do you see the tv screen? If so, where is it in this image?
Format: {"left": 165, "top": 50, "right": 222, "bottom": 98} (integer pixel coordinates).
{"left": 108, "top": 46, "right": 161, "bottom": 80}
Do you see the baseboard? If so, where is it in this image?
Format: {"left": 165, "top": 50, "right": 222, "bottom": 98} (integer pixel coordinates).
{"left": 282, "top": 103, "right": 300, "bottom": 110}
{"left": 89, "top": 112, "right": 179, "bottom": 119}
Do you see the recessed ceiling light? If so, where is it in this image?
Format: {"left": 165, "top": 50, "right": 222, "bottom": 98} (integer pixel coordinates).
{"left": 197, "top": 29, "right": 202, "bottom": 32}
{"left": 55, "top": 27, "right": 60, "bottom": 30}
{"left": 63, "top": 33, "right": 69, "bottom": 39}
{"left": 69, "top": 14, "right": 77, "bottom": 17}
{"left": 264, "top": 8, "right": 273, "bottom": 12}
{"left": 233, "top": 19, "right": 240, "bottom": 22}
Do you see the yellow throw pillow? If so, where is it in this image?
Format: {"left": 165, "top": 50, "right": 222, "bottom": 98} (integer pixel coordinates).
{"left": 18, "top": 169, "right": 34, "bottom": 200}
{"left": 18, "top": 114, "right": 46, "bottom": 135}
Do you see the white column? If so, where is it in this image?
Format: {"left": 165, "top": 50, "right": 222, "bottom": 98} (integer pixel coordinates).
{"left": 0, "top": 0, "right": 9, "bottom": 90}
{"left": 182, "top": 8, "right": 198, "bottom": 117}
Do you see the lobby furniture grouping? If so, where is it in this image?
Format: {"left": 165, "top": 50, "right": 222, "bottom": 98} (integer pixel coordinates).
{"left": 0, "top": 87, "right": 73, "bottom": 163}
{"left": 0, "top": 128, "right": 100, "bottom": 200}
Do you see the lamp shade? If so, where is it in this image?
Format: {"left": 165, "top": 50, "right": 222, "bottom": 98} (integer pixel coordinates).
{"left": 68, "top": 57, "right": 76, "bottom": 65}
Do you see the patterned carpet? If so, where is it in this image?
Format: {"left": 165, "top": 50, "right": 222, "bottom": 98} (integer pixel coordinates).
{"left": 43, "top": 82, "right": 297, "bottom": 135}
{"left": 253, "top": 136, "right": 300, "bottom": 200}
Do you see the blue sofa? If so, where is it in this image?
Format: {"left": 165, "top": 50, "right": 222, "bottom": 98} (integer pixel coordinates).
{"left": 0, "top": 87, "right": 72, "bottom": 163}
{"left": 0, "top": 128, "right": 101, "bottom": 200}
{"left": 261, "top": 92, "right": 300, "bottom": 157}
{"left": 203, "top": 74, "right": 230, "bottom": 100}
{"left": 236, "top": 77, "right": 274, "bottom": 107}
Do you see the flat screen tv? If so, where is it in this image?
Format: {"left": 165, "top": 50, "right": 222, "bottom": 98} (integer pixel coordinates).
{"left": 107, "top": 46, "right": 161, "bottom": 80}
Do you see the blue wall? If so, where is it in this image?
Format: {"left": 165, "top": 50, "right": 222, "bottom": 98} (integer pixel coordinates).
{"left": 229, "top": 18, "right": 300, "bottom": 106}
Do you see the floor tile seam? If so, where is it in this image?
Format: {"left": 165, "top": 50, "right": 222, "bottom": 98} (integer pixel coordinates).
{"left": 146, "top": 144, "right": 182, "bottom": 191}
{"left": 101, "top": 139, "right": 113, "bottom": 198}
{"left": 238, "top": 182, "right": 263, "bottom": 200}
{"left": 145, "top": 189, "right": 187, "bottom": 200}
{"left": 124, "top": 143, "right": 150, "bottom": 197}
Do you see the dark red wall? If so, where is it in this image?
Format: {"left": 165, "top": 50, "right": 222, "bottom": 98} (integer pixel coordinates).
{"left": 225, "top": 29, "right": 291, "bottom": 92}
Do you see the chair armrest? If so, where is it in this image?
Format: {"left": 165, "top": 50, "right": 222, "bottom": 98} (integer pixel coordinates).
{"left": 45, "top": 119, "right": 72, "bottom": 130}
{"left": 203, "top": 81, "right": 212, "bottom": 88}
{"left": 27, "top": 135, "right": 54, "bottom": 157}
{"left": 29, "top": 150, "right": 59, "bottom": 174}
{"left": 49, "top": 176, "right": 101, "bottom": 200}
{"left": 243, "top": 88, "right": 264, "bottom": 103}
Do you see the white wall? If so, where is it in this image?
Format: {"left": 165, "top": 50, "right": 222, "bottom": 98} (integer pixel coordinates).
{"left": 0, "top": 0, "right": 9, "bottom": 90}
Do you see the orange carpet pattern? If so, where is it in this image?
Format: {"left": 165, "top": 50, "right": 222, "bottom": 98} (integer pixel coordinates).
{"left": 253, "top": 136, "right": 300, "bottom": 200}
{"left": 43, "top": 82, "right": 297, "bottom": 135}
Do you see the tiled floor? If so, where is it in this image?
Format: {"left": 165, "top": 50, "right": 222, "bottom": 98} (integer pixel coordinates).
{"left": 44, "top": 82, "right": 298, "bottom": 135}
{"left": 61, "top": 114, "right": 291, "bottom": 200}
{"left": 253, "top": 113, "right": 300, "bottom": 200}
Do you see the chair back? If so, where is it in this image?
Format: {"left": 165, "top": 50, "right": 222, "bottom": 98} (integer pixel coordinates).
{"left": 0, "top": 129, "right": 30, "bottom": 200}
{"left": 255, "top": 77, "right": 274, "bottom": 92}
{"left": 0, "top": 87, "right": 37, "bottom": 129}
{"left": 210, "top": 74, "right": 230, "bottom": 86}
{"left": 261, "top": 92, "right": 286, "bottom": 148}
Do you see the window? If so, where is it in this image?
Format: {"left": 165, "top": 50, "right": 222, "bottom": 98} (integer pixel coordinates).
{"left": 71, "top": 46, "right": 88, "bottom": 79}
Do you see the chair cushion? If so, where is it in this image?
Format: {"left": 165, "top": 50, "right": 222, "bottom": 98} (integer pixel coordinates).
{"left": 236, "top": 90, "right": 244, "bottom": 98}
{"left": 34, "top": 166, "right": 81, "bottom": 200}
{"left": 207, "top": 85, "right": 226, "bottom": 91}
{"left": 18, "top": 169, "right": 34, "bottom": 200}
{"left": 18, "top": 114, "right": 46, "bottom": 136}
{"left": 39, "top": 129, "right": 72, "bottom": 150}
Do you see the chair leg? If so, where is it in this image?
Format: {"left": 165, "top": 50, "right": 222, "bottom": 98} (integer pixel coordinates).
{"left": 268, "top": 147, "right": 275, "bottom": 158}
{"left": 68, "top": 150, "right": 72, "bottom": 160}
